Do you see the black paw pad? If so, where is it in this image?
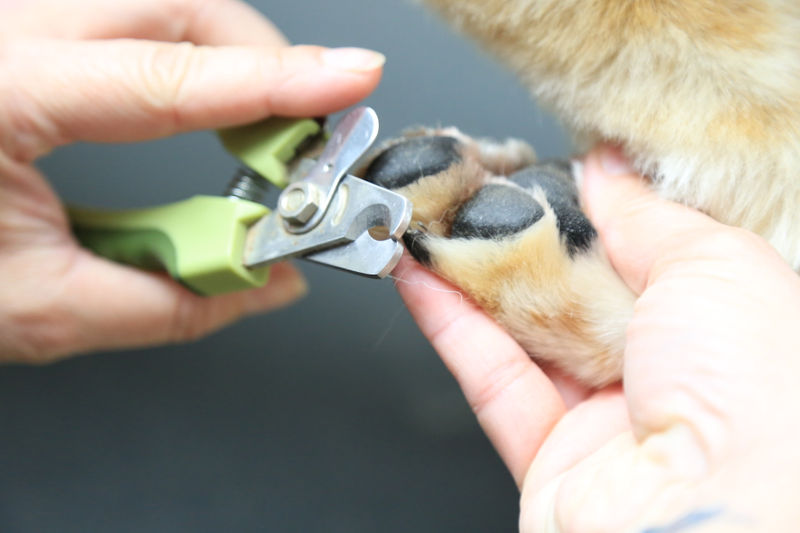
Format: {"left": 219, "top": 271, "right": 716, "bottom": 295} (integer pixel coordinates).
{"left": 509, "top": 161, "right": 578, "bottom": 204}
{"left": 364, "top": 136, "right": 461, "bottom": 189}
{"left": 451, "top": 184, "right": 544, "bottom": 239}
{"left": 509, "top": 164, "right": 596, "bottom": 255}
{"left": 402, "top": 230, "right": 432, "bottom": 266}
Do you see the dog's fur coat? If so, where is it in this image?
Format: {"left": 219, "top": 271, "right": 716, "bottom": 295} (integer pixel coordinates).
{"left": 365, "top": 0, "right": 800, "bottom": 385}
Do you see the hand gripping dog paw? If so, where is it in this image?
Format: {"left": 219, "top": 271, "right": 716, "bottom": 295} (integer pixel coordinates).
{"left": 362, "top": 130, "right": 634, "bottom": 387}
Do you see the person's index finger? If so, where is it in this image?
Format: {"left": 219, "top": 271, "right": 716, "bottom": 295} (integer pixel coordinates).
{"left": 5, "top": 40, "right": 383, "bottom": 157}
{"left": 393, "top": 258, "right": 566, "bottom": 486}
{"left": 6, "top": 0, "right": 286, "bottom": 46}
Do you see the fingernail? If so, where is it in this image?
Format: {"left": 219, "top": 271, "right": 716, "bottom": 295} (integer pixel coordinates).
{"left": 322, "top": 47, "right": 386, "bottom": 72}
{"left": 599, "top": 146, "right": 634, "bottom": 176}
{"left": 246, "top": 272, "right": 309, "bottom": 315}
{"left": 289, "top": 275, "right": 309, "bottom": 300}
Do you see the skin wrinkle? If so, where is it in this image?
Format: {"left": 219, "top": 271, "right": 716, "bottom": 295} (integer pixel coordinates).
{"left": 637, "top": 403, "right": 719, "bottom": 479}
{"left": 0, "top": 46, "right": 61, "bottom": 163}
{"left": 237, "top": 47, "right": 274, "bottom": 120}
{"left": 418, "top": 293, "right": 475, "bottom": 352}
{"left": 4, "top": 249, "right": 83, "bottom": 362}
{"left": 168, "top": 284, "right": 213, "bottom": 343}
{"left": 646, "top": 229, "right": 773, "bottom": 294}
{"left": 521, "top": 389, "right": 627, "bottom": 499}
{"left": 259, "top": 45, "right": 288, "bottom": 119}
{"left": 625, "top": 317, "right": 741, "bottom": 473}
{"left": 34, "top": 249, "right": 90, "bottom": 358}
{"left": 10, "top": 41, "right": 95, "bottom": 153}
{"left": 139, "top": 40, "right": 200, "bottom": 133}
{"left": 469, "top": 355, "right": 536, "bottom": 417}
{"left": 0, "top": 175, "right": 64, "bottom": 246}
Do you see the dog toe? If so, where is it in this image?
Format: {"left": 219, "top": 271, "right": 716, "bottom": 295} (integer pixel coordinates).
{"left": 509, "top": 163, "right": 596, "bottom": 255}
{"left": 365, "top": 136, "right": 462, "bottom": 189}
{"left": 451, "top": 184, "right": 544, "bottom": 239}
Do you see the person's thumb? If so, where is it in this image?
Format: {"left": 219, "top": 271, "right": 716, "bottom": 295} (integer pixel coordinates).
{"left": 580, "top": 145, "right": 723, "bottom": 294}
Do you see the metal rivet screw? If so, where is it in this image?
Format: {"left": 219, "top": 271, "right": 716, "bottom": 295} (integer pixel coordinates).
{"left": 278, "top": 182, "right": 321, "bottom": 225}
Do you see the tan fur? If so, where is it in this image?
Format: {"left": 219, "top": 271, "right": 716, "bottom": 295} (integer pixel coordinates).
{"left": 374, "top": 2, "right": 800, "bottom": 385}
{"left": 399, "top": 163, "right": 485, "bottom": 236}
{"left": 424, "top": 183, "right": 633, "bottom": 385}
{"left": 421, "top": 0, "right": 800, "bottom": 268}
{"left": 371, "top": 129, "right": 634, "bottom": 384}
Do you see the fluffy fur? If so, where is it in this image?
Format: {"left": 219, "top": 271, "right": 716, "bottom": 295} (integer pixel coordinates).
{"left": 422, "top": 0, "right": 800, "bottom": 267}
{"left": 367, "top": 0, "right": 800, "bottom": 386}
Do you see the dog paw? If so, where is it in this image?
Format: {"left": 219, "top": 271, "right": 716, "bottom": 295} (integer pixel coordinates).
{"left": 363, "top": 129, "right": 635, "bottom": 387}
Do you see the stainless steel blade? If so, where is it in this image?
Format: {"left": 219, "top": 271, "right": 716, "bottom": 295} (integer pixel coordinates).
{"left": 243, "top": 174, "right": 412, "bottom": 278}
{"left": 303, "top": 232, "right": 405, "bottom": 278}
{"left": 279, "top": 107, "right": 379, "bottom": 234}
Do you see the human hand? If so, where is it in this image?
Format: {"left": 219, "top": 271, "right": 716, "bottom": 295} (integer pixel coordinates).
{"left": 395, "top": 145, "right": 800, "bottom": 532}
{"left": 0, "top": 0, "right": 384, "bottom": 363}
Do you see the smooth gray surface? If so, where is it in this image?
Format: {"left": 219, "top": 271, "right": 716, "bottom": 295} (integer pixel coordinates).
{"left": 0, "top": 1, "right": 570, "bottom": 531}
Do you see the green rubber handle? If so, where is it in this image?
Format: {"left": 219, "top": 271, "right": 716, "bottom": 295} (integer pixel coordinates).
{"left": 217, "top": 117, "right": 322, "bottom": 188}
{"left": 70, "top": 196, "right": 269, "bottom": 296}
{"left": 69, "top": 116, "right": 324, "bottom": 296}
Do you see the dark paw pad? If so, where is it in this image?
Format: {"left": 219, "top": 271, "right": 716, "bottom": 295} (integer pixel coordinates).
{"left": 451, "top": 184, "right": 544, "bottom": 239}
{"left": 402, "top": 230, "right": 432, "bottom": 266}
{"left": 364, "top": 136, "right": 461, "bottom": 189}
{"left": 510, "top": 163, "right": 596, "bottom": 255}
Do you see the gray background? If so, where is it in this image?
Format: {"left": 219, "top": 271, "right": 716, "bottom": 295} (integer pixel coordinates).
{"left": 0, "top": 1, "right": 569, "bottom": 531}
